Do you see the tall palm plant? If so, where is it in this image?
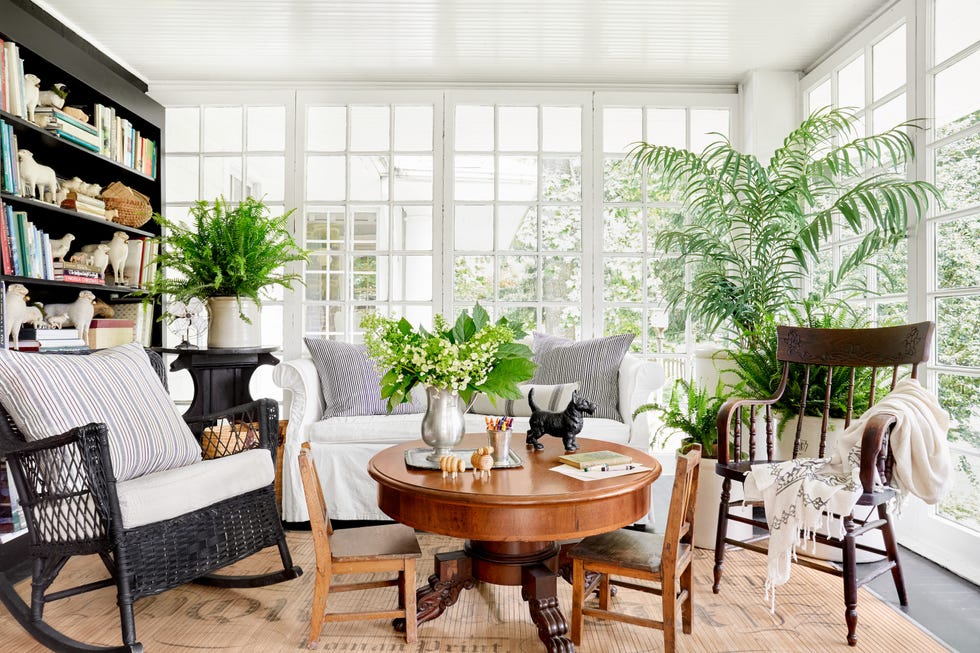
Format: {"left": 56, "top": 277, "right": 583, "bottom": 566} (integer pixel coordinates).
{"left": 628, "top": 106, "right": 942, "bottom": 345}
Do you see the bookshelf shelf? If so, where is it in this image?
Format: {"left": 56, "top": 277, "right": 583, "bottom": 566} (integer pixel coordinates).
{"left": 0, "top": 0, "right": 165, "bottom": 573}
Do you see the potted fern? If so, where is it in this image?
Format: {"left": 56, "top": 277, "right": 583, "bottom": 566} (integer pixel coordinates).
{"left": 635, "top": 379, "right": 751, "bottom": 548}
{"left": 145, "top": 196, "right": 309, "bottom": 348}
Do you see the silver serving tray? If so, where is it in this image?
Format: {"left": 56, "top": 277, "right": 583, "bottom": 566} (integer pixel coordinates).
{"left": 404, "top": 447, "right": 523, "bottom": 470}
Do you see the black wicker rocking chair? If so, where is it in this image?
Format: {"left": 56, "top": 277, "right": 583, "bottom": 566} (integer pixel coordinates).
{"left": 0, "top": 348, "right": 302, "bottom": 652}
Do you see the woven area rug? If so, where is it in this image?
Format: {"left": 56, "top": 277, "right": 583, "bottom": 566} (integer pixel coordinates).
{"left": 0, "top": 531, "right": 949, "bottom": 652}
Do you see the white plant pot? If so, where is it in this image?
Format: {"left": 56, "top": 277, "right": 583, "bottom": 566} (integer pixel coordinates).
{"left": 207, "top": 296, "right": 261, "bottom": 348}
{"left": 694, "top": 456, "right": 754, "bottom": 549}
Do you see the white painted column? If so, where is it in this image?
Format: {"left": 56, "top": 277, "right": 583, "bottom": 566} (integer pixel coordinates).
{"left": 739, "top": 70, "right": 800, "bottom": 164}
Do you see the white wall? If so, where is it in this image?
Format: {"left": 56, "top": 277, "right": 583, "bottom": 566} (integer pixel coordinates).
{"left": 739, "top": 70, "right": 800, "bottom": 164}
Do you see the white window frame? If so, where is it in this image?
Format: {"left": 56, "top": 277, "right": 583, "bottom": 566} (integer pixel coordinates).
{"left": 800, "top": 0, "right": 980, "bottom": 584}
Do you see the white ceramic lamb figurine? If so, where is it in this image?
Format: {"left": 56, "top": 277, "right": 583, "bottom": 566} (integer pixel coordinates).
{"left": 80, "top": 243, "right": 110, "bottom": 278}
{"left": 17, "top": 150, "right": 58, "bottom": 202}
{"left": 63, "top": 290, "right": 96, "bottom": 343}
{"left": 4, "top": 284, "right": 30, "bottom": 348}
{"left": 46, "top": 313, "right": 71, "bottom": 329}
{"left": 105, "top": 231, "right": 130, "bottom": 284}
{"left": 49, "top": 233, "right": 75, "bottom": 262}
{"left": 24, "top": 74, "right": 41, "bottom": 122}
{"left": 38, "top": 83, "right": 67, "bottom": 109}
{"left": 23, "top": 304, "right": 45, "bottom": 329}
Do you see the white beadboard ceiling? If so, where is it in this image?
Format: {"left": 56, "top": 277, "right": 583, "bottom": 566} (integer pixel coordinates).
{"left": 35, "top": 0, "right": 891, "bottom": 86}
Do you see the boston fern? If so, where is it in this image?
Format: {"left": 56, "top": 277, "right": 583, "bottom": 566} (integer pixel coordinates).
{"left": 628, "top": 106, "right": 942, "bottom": 344}
{"left": 146, "top": 197, "right": 308, "bottom": 318}
{"left": 634, "top": 378, "right": 726, "bottom": 457}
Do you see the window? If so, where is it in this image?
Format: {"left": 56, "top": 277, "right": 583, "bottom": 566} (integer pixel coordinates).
{"left": 163, "top": 99, "right": 290, "bottom": 403}
{"left": 449, "top": 94, "right": 589, "bottom": 338}
{"left": 598, "top": 102, "right": 732, "bottom": 354}
{"left": 803, "top": 23, "right": 910, "bottom": 324}
{"left": 927, "top": 0, "right": 980, "bottom": 533}
{"left": 300, "top": 94, "right": 439, "bottom": 342}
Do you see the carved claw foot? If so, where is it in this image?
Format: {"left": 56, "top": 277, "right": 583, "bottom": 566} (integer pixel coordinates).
{"left": 393, "top": 550, "right": 475, "bottom": 632}
{"left": 523, "top": 563, "right": 574, "bottom": 653}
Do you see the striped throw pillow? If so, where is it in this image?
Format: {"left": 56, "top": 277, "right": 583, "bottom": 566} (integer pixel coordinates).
{"left": 0, "top": 343, "right": 201, "bottom": 482}
{"left": 531, "top": 332, "right": 635, "bottom": 422}
{"left": 469, "top": 383, "right": 579, "bottom": 417}
{"left": 304, "top": 338, "right": 424, "bottom": 418}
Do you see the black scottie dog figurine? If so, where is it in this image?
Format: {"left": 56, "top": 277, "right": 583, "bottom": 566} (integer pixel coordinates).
{"left": 526, "top": 389, "right": 597, "bottom": 453}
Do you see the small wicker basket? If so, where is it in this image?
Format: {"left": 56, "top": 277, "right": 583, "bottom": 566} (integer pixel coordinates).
{"left": 201, "top": 422, "right": 260, "bottom": 460}
{"left": 100, "top": 181, "right": 153, "bottom": 228}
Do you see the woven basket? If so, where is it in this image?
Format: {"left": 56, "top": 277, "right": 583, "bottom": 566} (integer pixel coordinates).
{"left": 100, "top": 181, "right": 152, "bottom": 228}
{"left": 201, "top": 422, "right": 260, "bottom": 460}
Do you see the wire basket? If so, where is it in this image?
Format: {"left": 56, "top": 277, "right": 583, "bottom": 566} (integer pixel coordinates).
{"left": 100, "top": 181, "right": 153, "bottom": 228}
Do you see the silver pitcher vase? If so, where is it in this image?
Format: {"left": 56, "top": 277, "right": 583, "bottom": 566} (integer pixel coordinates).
{"left": 421, "top": 386, "right": 465, "bottom": 461}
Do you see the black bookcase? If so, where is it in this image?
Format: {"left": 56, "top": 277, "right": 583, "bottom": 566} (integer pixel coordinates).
{"left": 0, "top": 0, "right": 164, "bottom": 575}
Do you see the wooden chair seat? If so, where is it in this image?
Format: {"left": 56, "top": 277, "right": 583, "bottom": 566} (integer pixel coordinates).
{"left": 570, "top": 529, "right": 695, "bottom": 575}
{"left": 329, "top": 524, "right": 421, "bottom": 562}
{"left": 298, "top": 444, "right": 420, "bottom": 648}
{"left": 570, "top": 445, "right": 701, "bottom": 653}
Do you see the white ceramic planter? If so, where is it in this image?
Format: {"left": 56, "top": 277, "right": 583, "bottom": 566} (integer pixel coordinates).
{"left": 207, "top": 296, "right": 261, "bottom": 348}
{"left": 694, "top": 456, "right": 754, "bottom": 549}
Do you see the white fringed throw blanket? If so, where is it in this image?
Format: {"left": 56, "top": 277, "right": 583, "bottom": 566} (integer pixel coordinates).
{"left": 743, "top": 378, "right": 952, "bottom": 609}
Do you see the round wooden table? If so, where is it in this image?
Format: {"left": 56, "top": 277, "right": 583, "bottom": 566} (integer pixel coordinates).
{"left": 368, "top": 434, "right": 662, "bottom": 652}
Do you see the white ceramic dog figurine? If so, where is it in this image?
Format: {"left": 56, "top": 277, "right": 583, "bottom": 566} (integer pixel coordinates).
{"left": 38, "top": 83, "right": 67, "bottom": 109}
{"left": 17, "top": 150, "right": 58, "bottom": 202}
{"left": 105, "top": 231, "right": 130, "bottom": 284}
{"left": 4, "top": 284, "right": 30, "bottom": 348}
{"left": 49, "top": 233, "right": 75, "bottom": 262}
{"left": 24, "top": 74, "right": 40, "bottom": 122}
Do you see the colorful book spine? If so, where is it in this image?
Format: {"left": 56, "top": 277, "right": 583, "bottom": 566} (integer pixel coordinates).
{"left": 0, "top": 120, "right": 12, "bottom": 193}
{"left": 53, "top": 129, "right": 101, "bottom": 152}
{"left": 0, "top": 199, "right": 11, "bottom": 275}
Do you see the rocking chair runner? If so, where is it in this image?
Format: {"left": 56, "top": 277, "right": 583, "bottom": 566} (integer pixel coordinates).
{"left": 712, "top": 321, "right": 935, "bottom": 647}
{"left": 0, "top": 344, "right": 302, "bottom": 653}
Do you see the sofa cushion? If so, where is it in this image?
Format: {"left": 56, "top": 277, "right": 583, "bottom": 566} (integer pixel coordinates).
{"left": 531, "top": 333, "right": 635, "bottom": 422}
{"left": 304, "top": 338, "right": 424, "bottom": 418}
{"left": 308, "top": 412, "right": 632, "bottom": 446}
{"left": 115, "top": 448, "right": 274, "bottom": 528}
{"left": 0, "top": 342, "right": 201, "bottom": 482}
{"left": 469, "top": 382, "right": 579, "bottom": 417}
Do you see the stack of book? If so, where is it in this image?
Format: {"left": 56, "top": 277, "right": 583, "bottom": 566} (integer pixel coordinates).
{"left": 1, "top": 39, "right": 29, "bottom": 120}
{"left": 87, "top": 318, "right": 135, "bottom": 349}
{"left": 0, "top": 118, "right": 21, "bottom": 195}
{"left": 557, "top": 450, "right": 634, "bottom": 472}
{"left": 53, "top": 259, "right": 104, "bottom": 284}
{"left": 16, "top": 326, "right": 89, "bottom": 352}
{"left": 34, "top": 106, "right": 100, "bottom": 152}
{"left": 60, "top": 190, "right": 107, "bottom": 218}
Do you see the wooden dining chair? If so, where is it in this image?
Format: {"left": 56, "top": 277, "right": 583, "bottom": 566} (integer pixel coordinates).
{"left": 569, "top": 444, "right": 701, "bottom": 652}
{"left": 298, "top": 443, "right": 422, "bottom": 648}
{"left": 713, "top": 322, "right": 934, "bottom": 646}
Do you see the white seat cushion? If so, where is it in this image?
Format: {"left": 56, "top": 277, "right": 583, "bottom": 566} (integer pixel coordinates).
{"left": 308, "top": 413, "right": 631, "bottom": 445}
{"left": 115, "top": 449, "right": 274, "bottom": 528}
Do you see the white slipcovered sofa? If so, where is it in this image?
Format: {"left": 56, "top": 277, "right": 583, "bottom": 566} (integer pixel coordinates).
{"left": 273, "top": 343, "right": 666, "bottom": 524}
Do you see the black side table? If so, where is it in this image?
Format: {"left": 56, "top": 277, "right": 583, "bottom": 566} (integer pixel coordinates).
{"left": 153, "top": 346, "right": 280, "bottom": 419}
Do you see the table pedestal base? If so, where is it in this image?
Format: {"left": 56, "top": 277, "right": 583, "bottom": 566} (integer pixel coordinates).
{"left": 395, "top": 541, "right": 574, "bottom": 653}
